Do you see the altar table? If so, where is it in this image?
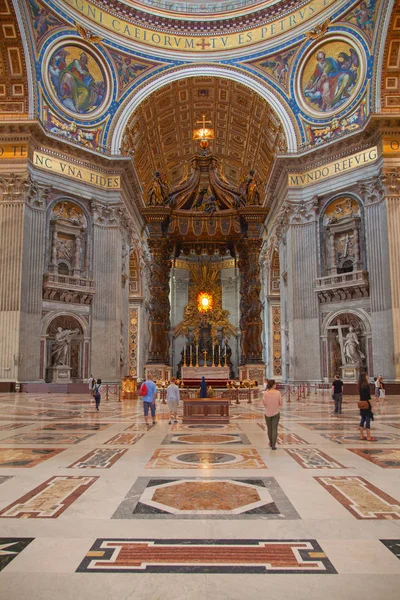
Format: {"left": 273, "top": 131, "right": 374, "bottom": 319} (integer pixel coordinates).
{"left": 181, "top": 366, "right": 229, "bottom": 380}
{"left": 182, "top": 397, "right": 229, "bottom": 424}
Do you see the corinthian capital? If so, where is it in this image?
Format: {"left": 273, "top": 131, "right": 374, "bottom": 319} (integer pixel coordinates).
{"left": 0, "top": 173, "right": 29, "bottom": 203}
{"left": 26, "top": 175, "right": 51, "bottom": 208}
{"left": 358, "top": 172, "right": 385, "bottom": 205}
{"left": 382, "top": 167, "right": 400, "bottom": 196}
{"left": 287, "top": 196, "right": 319, "bottom": 225}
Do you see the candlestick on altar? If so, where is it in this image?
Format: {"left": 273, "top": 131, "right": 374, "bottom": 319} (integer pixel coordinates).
{"left": 218, "top": 344, "right": 221, "bottom": 367}
{"left": 196, "top": 344, "right": 199, "bottom": 367}
{"left": 212, "top": 344, "right": 215, "bottom": 367}
{"left": 203, "top": 350, "right": 207, "bottom": 366}
{"left": 189, "top": 344, "right": 193, "bottom": 367}
{"left": 184, "top": 345, "right": 187, "bottom": 367}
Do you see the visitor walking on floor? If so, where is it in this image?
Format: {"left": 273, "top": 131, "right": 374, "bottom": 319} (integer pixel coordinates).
{"left": 88, "top": 374, "right": 95, "bottom": 396}
{"left": 377, "top": 375, "right": 386, "bottom": 401}
{"left": 358, "top": 372, "right": 376, "bottom": 441}
{"left": 139, "top": 372, "right": 157, "bottom": 426}
{"left": 93, "top": 378, "right": 102, "bottom": 412}
{"left": 263, "top": 379, "right": 282, "bottom": 450}
{"left": 167, "top": 377, "right": 180, "bottom": 424}
{"left": 374, "top": 377, "right": 380, "bottom": 400}
{"left": 331, "top": 374, "right": 344, "bottom": 414}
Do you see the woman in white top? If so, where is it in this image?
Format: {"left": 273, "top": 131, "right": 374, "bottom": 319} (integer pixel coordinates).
{"left": 166, "top": 377, "right": 180, "bottom": 424}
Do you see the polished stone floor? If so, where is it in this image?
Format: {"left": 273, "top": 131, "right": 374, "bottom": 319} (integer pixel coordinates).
{"left": 0, "top": 391, "right": 400, "bottom": 599}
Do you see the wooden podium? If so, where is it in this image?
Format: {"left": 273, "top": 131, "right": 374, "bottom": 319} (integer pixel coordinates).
{"left": 182, "top": 397, "right": 229, "bottom": 424}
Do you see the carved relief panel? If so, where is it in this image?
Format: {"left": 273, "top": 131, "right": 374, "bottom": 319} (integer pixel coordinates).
{"left": 322, "top": 197, "right": 362, "bottom": 275}
{"left": 49, "top": 201, "right": 88, "bottom": 276}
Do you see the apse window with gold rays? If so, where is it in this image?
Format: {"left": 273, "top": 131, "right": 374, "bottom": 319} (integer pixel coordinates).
{"left": 197, "top": 292, "right": 213, "bottom": 313}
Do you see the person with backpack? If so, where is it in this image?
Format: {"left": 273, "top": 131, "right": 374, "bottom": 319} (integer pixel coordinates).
{"left": 331, "top": 374, "right": 344, "bottom": 414}
{"left": 139, "top": 372, "right": 157, "bottom": 426}
{"left": 93, "top": 378, "right": 102, "bottom": 412}
{"left": 358, "top": 372, "right": 376, "bottom": 441}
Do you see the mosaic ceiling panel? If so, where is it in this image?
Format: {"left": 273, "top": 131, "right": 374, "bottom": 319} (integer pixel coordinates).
{"left": 123, "top": 77, "right": 286, "bottom": 194}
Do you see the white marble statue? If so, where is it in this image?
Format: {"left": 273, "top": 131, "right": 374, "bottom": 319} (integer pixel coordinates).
{"left": 343, "top": 326, "right": 365, "bottom": 364}
{"left": 51, "top": 327, "right": 79, "bottom": 366}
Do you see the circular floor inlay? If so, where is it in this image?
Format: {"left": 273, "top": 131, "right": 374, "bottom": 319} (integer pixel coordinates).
{"left": 176, "top": 452, "right": 237, "bottom": 464}
{"left": 177, "top": 435, "right": 236, "bottom": 444}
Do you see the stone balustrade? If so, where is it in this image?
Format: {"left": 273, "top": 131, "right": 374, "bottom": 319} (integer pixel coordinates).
{"left": 43, "top": 273, "right": 96, "bottom": 305}
{"left": 315, "top": 270, "right": 369, "bottom": 303}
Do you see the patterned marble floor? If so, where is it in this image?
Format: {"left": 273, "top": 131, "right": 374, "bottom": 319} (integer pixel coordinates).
{"left": 0, "top": 392, "right": 400, "bottom": 599}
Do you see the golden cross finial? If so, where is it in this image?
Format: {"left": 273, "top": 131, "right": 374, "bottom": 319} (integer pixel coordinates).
{"left": 196, "top": 114, "right": 212, "bottom": 129}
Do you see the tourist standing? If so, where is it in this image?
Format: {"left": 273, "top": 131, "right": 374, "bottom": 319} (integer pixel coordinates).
{"left": 358, "top": 372, "right": 376, "bottom": 441}
{"left": 93, "top": 378, "right": 102, "bottom": 412}
{"left": 88, "top": 374, "right": 95, "bottom": 395}
{"left": 331, "top": 374, "right": 344, "bottom": 414}
{"left": 200, "top": 376, "right": 207, "bottom": 398}
{"left": 167, "top": 377, "right": 180, "bottom": 424}
{"left": 374, "top": 377, "right": 380, "bottom": 400}
{"left": 378, "top": 375, "right": 386, "bottom": 401}
{"left": 263, "top": 377, "right": 269, "bottom": 391}
{"left": 140, "top": 372, "right": 157, "bottom": 426}
{"left": 263, "top": 379, "right": 282, "bottom": 450}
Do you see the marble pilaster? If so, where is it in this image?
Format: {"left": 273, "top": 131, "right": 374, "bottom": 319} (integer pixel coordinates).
{"left": 91, "top": 202, "right": 126, "bottom": 381}
{"left": 285, "top": 200, "right": 321, "bottom": 382}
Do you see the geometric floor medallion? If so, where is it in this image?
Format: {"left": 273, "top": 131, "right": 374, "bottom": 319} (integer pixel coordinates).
{"left": 0, "top": 476, "right": 98, "bottom": 518}
{"left": 0, "top": 423, "right": 29, "bottom": 431}
{"left": 160, "top": 433, "right": 251, "bottom": 445}
{"left": 0, "top": 448, "right": 65, "bottom": 468}
{"left": 146, "top": 448, "right": 267, "bottom": 469}
{"left": 0, "top": 432, "right": 95, "bottom": 445}
{"left": 104, "top": 433, "right": 144, "bottom": 445}
{"left": 285, "top": 448, "right": 346, "bottom": 469}
{"left": 76, "top": 538, "right": 337, "bottom": 573}
{"left": 347, "top": 448, "right": 400, "bottom": 468}
{"left": 314, "top": 476, "right": 400, "bottom": 519}
{"left": 112, "top": 477, "right": 300, "bottom": 520}
{"left": 320, "top": 433, "right": 400, "bottom": 445}
{"left": 0, "top": 538, "right": 34, "bottom": 572}
{"left": 67, "top": 448, "right": 128, "bottom": 469}
{"left": 33, "top": 423, "right": 113, "bottom": 431}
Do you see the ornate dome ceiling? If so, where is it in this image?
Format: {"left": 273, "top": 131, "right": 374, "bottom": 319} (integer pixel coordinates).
{"left": 120, "top": 0, "right": 274, "bottom": 18}
{"left": 122, "top": 77, "right": 286, "bottom": 196}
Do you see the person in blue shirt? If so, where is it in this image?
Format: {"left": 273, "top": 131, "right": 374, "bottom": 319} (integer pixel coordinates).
{"left": 140, "top": 372, "right": 157, "bottom": 426}
{"left": 200, "top": 376, "right": 207, "bottom": 398}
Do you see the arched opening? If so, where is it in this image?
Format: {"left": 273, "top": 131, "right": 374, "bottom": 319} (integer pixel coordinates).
{"left": 45, "top": 315, "right": 85, "bottom": 383}
{"left": 112, "top": 67, "right": 297, "bottom": 154}
{"left": 121, "top": 76, "right": 288, "bottom": 381}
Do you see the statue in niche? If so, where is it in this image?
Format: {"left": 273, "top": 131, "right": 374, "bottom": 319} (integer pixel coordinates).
{"left": 147, "top": 171, "right": 169, "bottom": 206}
{"left": 337, "top": 232, "right": 355, "bottom": 261}
{"left": 239, "top": 170, "right": 261, "bottom": 206}
{"left": 51, "top": 327, "right": 80, "bottom": 366}
{"left": 343, "top": 326, "right": 365, "bottom": 364}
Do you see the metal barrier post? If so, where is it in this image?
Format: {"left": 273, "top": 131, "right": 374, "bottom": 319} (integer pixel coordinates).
{"left": 105, "top": 384, "right": 109, "bottom": 402}
{"left": 118, "top": 385, "right": 121, "bottom": 402}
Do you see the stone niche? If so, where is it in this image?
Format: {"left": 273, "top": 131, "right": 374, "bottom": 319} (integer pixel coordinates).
{"left": 45, "top": 315, "right": 85, "bottom": 382}
{"left": 316, "top": 197, "right": 369, "bottom": 304}
{"left": 44, "top": 201, "right": 95, "bottom": 305}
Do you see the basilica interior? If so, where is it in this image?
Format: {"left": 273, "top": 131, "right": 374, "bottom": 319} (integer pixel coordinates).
{"left": 1, "top": 0, "right": 400, "bottom": 598}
